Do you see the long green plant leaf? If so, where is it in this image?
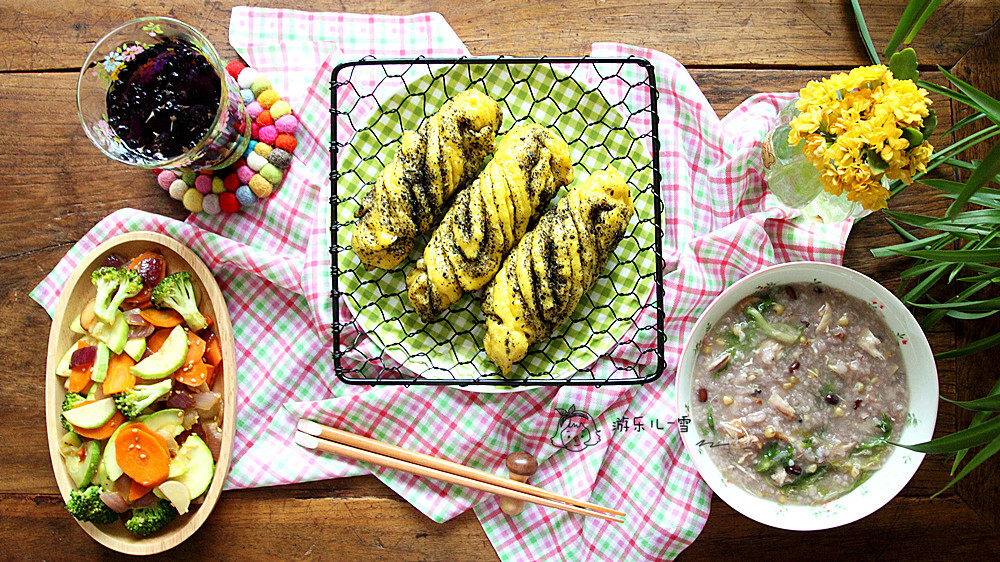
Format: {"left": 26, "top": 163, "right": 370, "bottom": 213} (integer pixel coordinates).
{"left": 905, "top": 0, "right": 946, "bottom": 42}
{"left": 943, "top": 112, "right": 988, "bottom": 137}
{"left": 933, "top": 433, "right": 1000, "bottom": 498}
{"left": 894, "top": 413, "right": 1000, "bottom": 453}
{"left": 850, "top": 0, "right": 880, "bottom": 64}
{"left": 908, "top": 296, "right": 1000, "bottom": 311}
{"left": 871, "top": 232, "right": 950, "bottom": 257}
{"left": 926, "top": 179, "right": 1000, "bottom": 209}
{"left": 944, "top": 309, "right": 999, "bottom": 321}
{"left": 917, "top": 80, "right": 975, "bottom": 107}
{"left": 939, "top": 68, "right": 1000, "bottom": 125}
{"left": 953, "top": 378, "right": 1000, "bottom": 473}
{"left": 895, "top": 247, "right": 1000, "bottom": 263}
{"left": 945, "top": 139, "right": 1000, "bottom": 218}
{"left": 936, "top": 329, "right": 1000, "bottom": 359}
{"left": 942, "top": 393, "right": 1000, "bottom": 411}
{"left": 885, "top": 0, "right": 933, "bottom": 57}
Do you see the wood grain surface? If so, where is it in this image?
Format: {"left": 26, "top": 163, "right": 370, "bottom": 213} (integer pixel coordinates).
{"left": 1, "top": 1, "right": 998, "bottom": 560}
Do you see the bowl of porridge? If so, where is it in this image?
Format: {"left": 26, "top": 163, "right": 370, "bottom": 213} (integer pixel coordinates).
{"left": 676, "top": 262, "right": 938, "bottom": 530}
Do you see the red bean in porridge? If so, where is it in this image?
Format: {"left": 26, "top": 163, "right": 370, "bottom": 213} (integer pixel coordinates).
{"left": 691, "top": 282, "right": 909, "bottom": 505}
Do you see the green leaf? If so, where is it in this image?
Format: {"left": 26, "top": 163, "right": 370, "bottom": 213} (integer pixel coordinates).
{"left": 888, "top": 48, "right": 919, "bottom": 81}
{"left": 894, "top": 413, "right": 1000, "bottom": 454}
{"left": 953, "top": 378, "right": 1000, "bottom": 472}
{"left": 902, "top": 126, "right": 924, "bottom": 148}
{"left": 905, "top": 0, "right": 946, "bottom": 44}
{"left": 865, "top": 149, "right": 890, "bottom": 175}
{"left": 850, "top": 0, "right": 880, "bottom": 65}
{"left": 933, "top": 433, "right": 1000, "bottom": 498}
{"left": 936, "top": 330, "right": 1000, "bottom": 359}
{"left": 895, "top": 247, "right": 1000, "bottom": 263}
{"left": 870, "top": 232, "right": 950, "bottom": 257}
{"left": 942, "top": 394, "right": 1000, "bottom": 412}
{"left": 944, "top": 309, "right": 999, "bottom": 321}
{"left": 940, "top": 67, "right": 1000, "bottom": 126}
{"left": 902, "top": 263, "right": 950, "bottom": 303}
{"left": 925, "top": 178, "right": 1000, "bottom": 209}
{"left": 917, "top": 79, "right": 975, "bottom": 107}
{"left": 942, "top": 112, "right": 986, "bottom": 137}
{"left": 885, "top": 0, "right": 933, "bottom": 57}
{"left": 908, "top": 296, "right": 1000, "bottom": 312}
{"left": 920, "top": 108, "right": 938, "bottom": 139}
{"left": 945, "top": 139, "right": 1000, "bottom": 218}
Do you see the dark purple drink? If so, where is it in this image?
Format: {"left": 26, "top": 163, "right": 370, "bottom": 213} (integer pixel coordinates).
{"left": 106, "top": 40, "right": 221, "bottom": 159}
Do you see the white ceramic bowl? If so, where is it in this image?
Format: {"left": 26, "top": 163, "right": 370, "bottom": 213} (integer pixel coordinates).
{"left": 676, "top": 262, "right": 938, "bottom": 530}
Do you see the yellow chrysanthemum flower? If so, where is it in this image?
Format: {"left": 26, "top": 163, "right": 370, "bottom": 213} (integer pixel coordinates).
{"left": 785, "top": 64, "right": 934, "bottom": 211}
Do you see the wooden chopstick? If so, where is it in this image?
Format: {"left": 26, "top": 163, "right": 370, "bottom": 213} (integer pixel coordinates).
{"left": 298, "top": 419, "right": 625, "bottom": 518}
{"left": 295, "top": 419, "right": 626, "bottom": 522}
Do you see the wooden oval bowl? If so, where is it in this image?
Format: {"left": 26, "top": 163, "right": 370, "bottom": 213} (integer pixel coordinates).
{"left": 44, "top": 231, "right": 237, "bottom": 555}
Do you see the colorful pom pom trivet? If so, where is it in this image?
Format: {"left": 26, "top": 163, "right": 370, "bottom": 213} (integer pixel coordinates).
{"left": 152, "top": 61, "right": 298, "bottom": 215}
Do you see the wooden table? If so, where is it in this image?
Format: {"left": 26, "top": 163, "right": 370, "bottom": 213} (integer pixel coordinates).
{"left": 2, "top": 1, "right": 999, "bottom": 559}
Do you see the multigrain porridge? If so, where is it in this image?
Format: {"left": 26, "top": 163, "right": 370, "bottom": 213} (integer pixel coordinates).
{"left": 691, "top": 282, "right": 909, "bottom": 505}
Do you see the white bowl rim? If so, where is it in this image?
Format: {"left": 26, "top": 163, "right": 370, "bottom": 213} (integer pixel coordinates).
{"left": 676, "top": 261, "right": 938, "bottom": 530}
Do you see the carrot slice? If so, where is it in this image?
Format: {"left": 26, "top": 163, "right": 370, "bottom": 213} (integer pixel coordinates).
{"left": 115, "top": 425, "right": 169, "bottom": 487}
{"left": 176, "top": 361, "right": 209, "bottom": 387}
{"left": 103, "top": 353, "right": 136, "bottom": 395}
{"left": 139, "top": 308, "right": 184, "bottom": 328}
{"left": 73, "top": 410, "right": 126, "bottom": 440}
{"left": 204, "top": 363, "right": 217, "bottom": 389}
{"left": 129, "top": 479, "right": 153, "bottom": 502}
{"left": 134, "top": 422, "right": 170, "bottom": 456}
{"left": 146, "top": 328, "right": 172, "bottom": 353}
{"left": 204, "top": 333, "right": 222, "bottom": 367}
{"left": 185, "top": 330, "right": 206, "bottom": 365}
{"left": 68, "top": 365, "right": 92, "bottom": 393}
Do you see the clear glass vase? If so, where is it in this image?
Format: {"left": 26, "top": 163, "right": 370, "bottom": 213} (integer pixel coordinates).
{"left": 762, "top": 99, "right": 870, "bottom": 223}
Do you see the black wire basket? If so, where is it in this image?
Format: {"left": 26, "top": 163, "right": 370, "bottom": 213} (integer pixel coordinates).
{"left": 330, "top": 56, "right": 665, "bottom": 387}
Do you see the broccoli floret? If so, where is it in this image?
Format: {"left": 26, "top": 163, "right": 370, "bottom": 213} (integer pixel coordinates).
{"left": 65, "top": 485, "right": 118, "bottom": 525}
{"left": 125, "top": 500, "right": 178, "bottom": 537}
{"left": 91, "top": 267, "right": 122, "bottom": 323}
{"left": 111, "top": 379, "right": 173, "bottom": 419}
{"left": 91, "top": 267, "right": 142, "bottom": 323}
{"left": 151, "top": 272, "right": 208, "bottom": 331}
{"left": 61, "top": 393, "right": 88, "bottom": 431}
{"left": 110, "top": 269, "right": 143, "bottom": 314}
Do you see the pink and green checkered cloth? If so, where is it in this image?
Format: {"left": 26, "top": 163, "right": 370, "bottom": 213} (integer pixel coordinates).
{"left": 31, "top": 8, "right": 853, "bottom": 560}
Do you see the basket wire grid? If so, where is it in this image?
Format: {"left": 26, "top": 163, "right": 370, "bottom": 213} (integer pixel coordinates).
{"left": 330, "top": 56, "right": 664, "bottom": 386}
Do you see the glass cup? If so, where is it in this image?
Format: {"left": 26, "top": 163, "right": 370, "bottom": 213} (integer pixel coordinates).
{"left": 76, "top": 17, "right": 251, "bottom": 170}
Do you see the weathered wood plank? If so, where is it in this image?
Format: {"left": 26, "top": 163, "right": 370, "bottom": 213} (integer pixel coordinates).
{"left": 0, "top": 1, "right": 998, "bottom": 71}
{"left": 0, "top": 485, "right": 499, "bottom": 560}
{"left": 0, "top": 49, "right": 991, "bottom": 558}
{"left": 680, "top": 496, "right": 1000, "bottom": 560}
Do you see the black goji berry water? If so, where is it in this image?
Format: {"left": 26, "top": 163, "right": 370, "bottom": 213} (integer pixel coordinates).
{"left": 106, "top": 40, "right": 220, "bottom": 159}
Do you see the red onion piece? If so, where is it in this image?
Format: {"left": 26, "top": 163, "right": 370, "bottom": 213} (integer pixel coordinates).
{"left": 182, "top": 409, "right": 199, "bottom": 430}
{"left": 114, "top": 474, "right": 131, "bottom": 502}
{"left": 100, "top": 491, "right": 130, "bottom": 513}
{"left": 166, "top": 391, "right": 194, "bottom": 410}
{"left": 201, "top": 421, "right": 223, "bottom": 462}
{"left": 131, "top": 491, "right": 158, "bottom": 508}
{"left": 69, "top": 346, "right": 97, "bottom": 369}
{"left": 191, "top": 392, "right": 220, "bottom": 412}
{"left": 102, "top": 253, "right": 125, "bottom": 269}
{"left": 123, "top": 309, "right": 149, "bottom": 326}
{"left": 128, "top": 324, "right": 155, "bottom": 339}
{"left": 137, "top": 257, "right": 164, "bottom": 289}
